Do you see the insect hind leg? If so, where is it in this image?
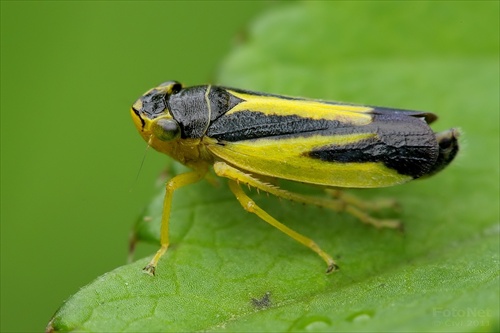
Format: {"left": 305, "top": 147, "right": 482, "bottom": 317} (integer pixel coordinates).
{"left": 325, "top": 189, "right": 402, "bottom": 230}
{"left": 214, "top": 161, "right": 401, "bottom": 232}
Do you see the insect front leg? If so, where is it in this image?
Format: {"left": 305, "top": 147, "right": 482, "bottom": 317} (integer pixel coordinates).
{"left": 214, "top": 162, "right": 338, "bottom": 273}
{"left": 143, "top": 168, "right": 206, "bottom": 276}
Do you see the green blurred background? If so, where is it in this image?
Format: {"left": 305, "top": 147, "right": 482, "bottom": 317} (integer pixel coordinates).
{"left": 1, "top": 2, "right": 270, "bottom": 331}
{"left": 2, "top": 1, "right": 499, "bottom": 332}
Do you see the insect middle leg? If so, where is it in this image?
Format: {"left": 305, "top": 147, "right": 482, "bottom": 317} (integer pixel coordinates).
{"left": 214, "top": 162, "right": 339, "bottom": 272}
{"left": 227, "top": 179, "right": 338, "bottom": 273}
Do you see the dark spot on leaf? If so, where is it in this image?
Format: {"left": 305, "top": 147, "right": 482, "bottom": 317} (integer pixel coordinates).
{"left": 251, "top": 292, "right": 271, "bottom": 309}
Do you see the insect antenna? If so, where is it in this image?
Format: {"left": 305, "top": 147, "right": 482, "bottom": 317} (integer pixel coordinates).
{"left": 129, "top": 141, "right": 151, "bottom": 192}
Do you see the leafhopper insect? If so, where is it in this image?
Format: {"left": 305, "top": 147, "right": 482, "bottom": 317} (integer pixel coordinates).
{"left": 131, "top": 81, "right": 459, "bottom": 275}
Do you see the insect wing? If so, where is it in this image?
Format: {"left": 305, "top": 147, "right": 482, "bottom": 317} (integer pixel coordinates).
{"left": 206, "top": 91, "right": 439, "bottom": 188}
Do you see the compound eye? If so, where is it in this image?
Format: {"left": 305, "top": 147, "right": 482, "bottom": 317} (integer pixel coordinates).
{"left": 152, "top": 118, "right": 181, "bottom": 141}
{"left": 171, "top": 82, "right": 182, "bottom": 94}
{"left": 158, "top": 81, "right": 182, "bottom": 94}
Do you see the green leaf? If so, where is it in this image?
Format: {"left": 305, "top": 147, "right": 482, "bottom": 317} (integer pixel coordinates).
{"left": 48, "top": 2, "right": 499, "bottom": 332}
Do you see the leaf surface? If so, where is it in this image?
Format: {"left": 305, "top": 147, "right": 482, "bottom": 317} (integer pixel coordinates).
{"left": 49, "top": 2, "right": 499, "bottom": 332}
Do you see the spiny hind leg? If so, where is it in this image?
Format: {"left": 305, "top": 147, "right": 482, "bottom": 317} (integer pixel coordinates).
{"left": 326, "top": 189, "right": 401, "bottom": 230}
{"left": 213, "top": 161, "right": 401, "bottom": 230}
{"left": 326, "top": 189, "right": 400, "bottom": 212}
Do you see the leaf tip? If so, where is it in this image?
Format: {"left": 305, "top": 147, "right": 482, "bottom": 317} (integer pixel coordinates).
{"left": 45, "top": 317, "right": 56, "bottom": 333}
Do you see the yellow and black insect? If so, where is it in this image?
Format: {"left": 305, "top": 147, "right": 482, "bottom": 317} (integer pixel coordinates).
{"left": 131, "top": 81, "right": 459, "bottom": 276}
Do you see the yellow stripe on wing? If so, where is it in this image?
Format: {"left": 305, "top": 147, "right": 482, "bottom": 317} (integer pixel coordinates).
{"left": 207, "top": 133, "right": 412, "bottom": 188}
{"left": 227, "top": 90, "right": 373, "bottom": 125}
